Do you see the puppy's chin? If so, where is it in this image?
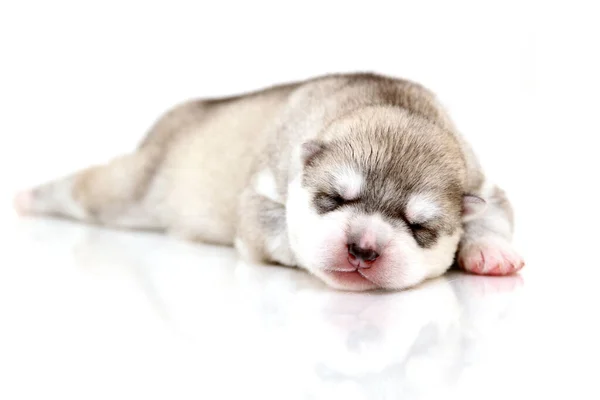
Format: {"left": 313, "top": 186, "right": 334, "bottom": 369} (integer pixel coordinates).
{"left": 301, "top": 229, "right": 462, "bottom": 292}
{"left": 313, "top": 270, "right": 380, "bottom": 291}
{"left": 306, "top": 256, "right": 427, "bottom": 292}
{"left": 310, "top": 265, "right": 426, "bottom": 292}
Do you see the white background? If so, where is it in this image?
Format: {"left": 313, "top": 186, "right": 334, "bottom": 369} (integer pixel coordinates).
{"left": 1, "top": 1, "right": 599, "bottom": 399}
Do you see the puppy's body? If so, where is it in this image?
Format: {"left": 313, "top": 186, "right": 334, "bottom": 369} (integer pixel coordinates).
{"left": 16, "top": 73, "right": 523, "bottom": 290}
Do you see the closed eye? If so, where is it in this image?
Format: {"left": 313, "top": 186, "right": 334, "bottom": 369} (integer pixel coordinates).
{"left": 314, "top": 193, "right": 359, "bottom": 214}
{"left": 406, "top": 221, "right": 439, "bottom": 248}
{"left": 408, "top": 222, "right": 425, "bottom": 231}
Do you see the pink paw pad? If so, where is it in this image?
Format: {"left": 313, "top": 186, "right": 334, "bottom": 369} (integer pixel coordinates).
{"left": 13, "top": 190, "right": 33, "bottom": 216}
{"left": 458, "top": 239, "right": 524, "bottom": 276}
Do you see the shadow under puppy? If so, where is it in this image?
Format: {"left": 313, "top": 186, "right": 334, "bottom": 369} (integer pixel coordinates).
{"left": 15, "top": 73, "right": 524, "bottom": 291}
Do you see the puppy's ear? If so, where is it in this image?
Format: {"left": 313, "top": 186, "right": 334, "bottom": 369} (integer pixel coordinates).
{"left": 462, "top": 195, "right": 486, "bottom": 219}
{"left": 300, "top": 140, "right": 326, "bottom": 166}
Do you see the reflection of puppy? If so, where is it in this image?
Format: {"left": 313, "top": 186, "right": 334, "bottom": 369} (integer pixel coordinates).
{"left": 15, "top": 73, "right": 524, "bottom": 290}
{"left": 294, "top": 277, "right": 463, "bottom": 375}
{"left": 290, "top": 274, "right": 524, "bottom": 398}
{"left": 229, "top": 272, "right": 523, "bottom": 399}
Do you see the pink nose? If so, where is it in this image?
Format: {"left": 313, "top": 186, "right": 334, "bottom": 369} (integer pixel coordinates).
{"left": 348, "top": 243, "right": 379, "bottom": 265}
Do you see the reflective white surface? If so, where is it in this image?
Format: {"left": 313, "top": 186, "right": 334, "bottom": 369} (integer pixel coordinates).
{"left": 2, "top": 2, "right": 600, "bottom": 398}
{"left": 1, "top": 214, "right": 599, "bottom": 399}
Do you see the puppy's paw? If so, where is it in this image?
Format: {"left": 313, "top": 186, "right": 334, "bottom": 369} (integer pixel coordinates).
{"left": 13, "top": 189, "right": 33, "bottom": 215}
{"left": 458, "top": 237, "right": 524, "bottom": 276}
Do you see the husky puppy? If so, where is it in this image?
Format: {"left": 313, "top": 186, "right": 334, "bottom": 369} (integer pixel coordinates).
{"left": 14, "top": 73, "right": 524, "bottom": 291}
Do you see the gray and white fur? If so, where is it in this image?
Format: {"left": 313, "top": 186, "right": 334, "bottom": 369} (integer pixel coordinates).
{"left": 14, "top": 73, "right": 524, "bottom": 291}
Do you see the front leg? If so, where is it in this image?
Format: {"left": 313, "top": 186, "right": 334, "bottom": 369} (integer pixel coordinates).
{"left": 458, "top": 185, "right": 525, "bottom": 276}
{"left": 235, "top": 184, "right": 297, "bottom": 268}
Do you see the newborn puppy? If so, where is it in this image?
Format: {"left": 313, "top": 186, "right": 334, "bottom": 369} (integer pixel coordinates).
{"left": 14, "top": 73, "right": 524, "bottom": 291}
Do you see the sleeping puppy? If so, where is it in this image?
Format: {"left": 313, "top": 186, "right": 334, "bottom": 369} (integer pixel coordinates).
{"left": 14, "top": 73, "right": 524, "bottom": 291}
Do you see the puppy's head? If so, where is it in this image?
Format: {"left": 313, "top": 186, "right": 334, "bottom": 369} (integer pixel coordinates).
{"left": 286, "top": 107, "right": 484, "bottom": 291}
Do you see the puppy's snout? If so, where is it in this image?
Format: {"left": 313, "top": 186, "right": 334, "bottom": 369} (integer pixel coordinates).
{"left": 348, "top": 243, "right": 379, "bottom": 264}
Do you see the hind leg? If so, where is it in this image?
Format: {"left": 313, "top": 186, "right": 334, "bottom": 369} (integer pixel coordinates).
{"left": 458, "top": 185, "right": 525, "bottom": 276}
{"left": 14, "top": 148, "right": 164, "bottom": 230}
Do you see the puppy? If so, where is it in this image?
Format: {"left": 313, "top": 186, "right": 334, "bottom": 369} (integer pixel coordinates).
{"left": 14, "top": 73, "right": 524, "bottom": 291}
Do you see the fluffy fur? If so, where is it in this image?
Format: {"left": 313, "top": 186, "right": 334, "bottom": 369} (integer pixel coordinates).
{"left": 14, "top": 73, "right": 524, "bottom": 291}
